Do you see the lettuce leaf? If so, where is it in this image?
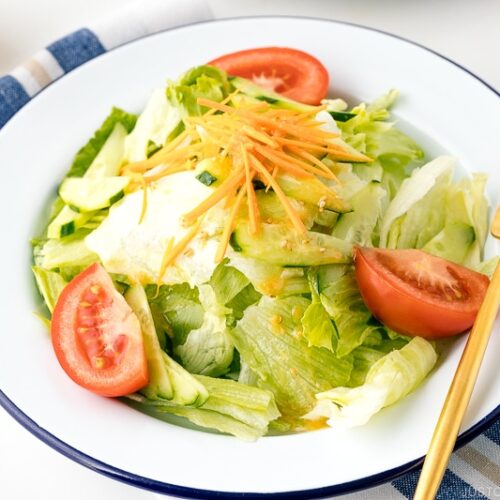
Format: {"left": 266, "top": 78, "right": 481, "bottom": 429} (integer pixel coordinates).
{"left": 126, "top": 375, "right": 279, "bottom": 441}
{"left": 166, "top": 65, "right": 230, "bottom": 118}
{"left": 423, "top": 173, "right": 488, "bottom": 267}
{"left": 68, "top": 107, "right": 137, "bottom": 177}
{"left": 320, "top": 273, "right": 388, "bottom": 358}
{"left": 379, "top": 155, "right": 455, "bottom": 248}
{"left": 174, "top": 284, "right": 234, "bottom": 377}
{"left": 305, "top": 337, "right": 437, "bottom": 427}
{"left": 332, "top": 182, "right": 386, "bottom": 246}
{"left": 124, "top": 89, "right": 182, "bottom": 162}
{"left": 146, "top": 283, "right": 204, "bottom": 344}
{"left": 230, "top": 296, "right": 353, "bottom": 417}
{"left": 301, "top": 271, "right": 336, "bottom": 351}
{"left": 338, "top": 90, "right": 424, "bottom": 197}
{"left": 209, "top": 261, "right": 249, "bottom": 306}
{"left": 32, "top": 266, "right": 67, "bottom": 314}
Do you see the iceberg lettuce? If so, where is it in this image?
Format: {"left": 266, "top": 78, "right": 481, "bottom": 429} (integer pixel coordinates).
{"left": 320, "top": 273, "right": 388, "bottom": 358}
{"left": 230, "top": 296, "right": 353, "bottom": 416}
{"left": 423, "top": 173, "right": 488, "bottom": 267}
{"left": 305, "top": 337, "right": 437, "bottom": 427}
{"left": 174, "top": 285, "right": 234, "bottom": 377}
{"left": 379, "top": 155, "right": 455, "bottom": 248}
{"left": 127, "top": 375, "right": 280, "bottom": 441}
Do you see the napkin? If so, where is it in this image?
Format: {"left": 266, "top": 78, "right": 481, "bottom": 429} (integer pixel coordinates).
{"left": 0, "top": 1, "right": 498, "bottom": 498}
{"left": 0, "top": 0, "right": 212, "bottom": 128}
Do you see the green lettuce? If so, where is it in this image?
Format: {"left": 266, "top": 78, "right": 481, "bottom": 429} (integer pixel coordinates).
{"left": 166, "top": 65, "right": 230, "bottom": 118}
{"left": 305, "top": 337, "right": 437, "bottom": 427}
{"left": 320, "top": 273, "right": 389, "bottom": 358}
{"left": 124, "top": 89, "right": 182, "bottom": 162}
{"left": 423, "top": 173, "right": 488, "bottom": 267}
{"left": 301, "top": 271, "right": 336, "bottom": 351}
{"left": 126, "top": 375, "right": 280, "bottom": 441}
{"left": 34, "top": 231, "right": 98, "bottom": 271}
{"left": 379, "top": 155, "right": 455, "bottom": 248}
{"left": 174, "top": 284, "right": 234, "bottom": 377}
{"left": 332, "top": 182, "right": 386, "bottom": 246}
{"left": 338, "top": 90, "right": 424, "bottom": 197}
{"left": 209, "top": 261, "right": 250, "bottom": 306}
{"left": 32, "top": 267, "right": 67, "bottom": 314}
{"left": 67, "top": 107, "right": 137, "bottom": 177}
{"left": 146, "top": 283, "right": 204, "bottom": 344}
{"left": 230, "top": 296, "right": 353, "bottom": 417}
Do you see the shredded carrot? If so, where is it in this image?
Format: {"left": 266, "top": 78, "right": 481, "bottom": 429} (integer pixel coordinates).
{"left": 160, "top": 220, "right": 202, "bottom": 270}
{"left": 285, "top": 146, "right": 339, "bottom": 181}
{"left": 202, "top": 88, "right": 241, "bottom": 116}
{"left": 241, "top": 145, "right": 260, "bottom": 235}
{"left": 215, "top": 186, "right": 247, "bottom": 263}
{"left": 156, "top": 237, "right": 174, "bottom": 291}
{"left": 241, "top": 125, "right": 279, "bottom": 148}
{"left": 138, "top": 177, "right": 148, "bottom": 224}
{"left": 254, "top": 146, "right": 314, "bottom": 179}
{"left": 249, "top": 154, "right": 307, "bottom": 234}
{"left": 182, "top": 168, "right": 245, "bottom": 226}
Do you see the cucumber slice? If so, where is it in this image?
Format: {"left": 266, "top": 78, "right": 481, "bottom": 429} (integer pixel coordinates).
{"left": 276, "top": 174, "right": 351, "bottom": 214}
{"left": 231, "top": 77, "right": 312, "bottom": 113}
{"left": 231, "top": 223, "right": 352, "bottom": 266}
{"left": 328, "top": 110, "right": 356, "bottom": 122}
{"left": 85, "top": 122, "right": 127, "bottom": 178}
{"left": 48, "top": 124, "right": 128, "bottom": 239}
{"left": 195, "top": 157, "right": 231, "bottom": 187}
{"left": 59, "top": 177, "right": 129, "bottom": 212}
{"left": 47, "top": 206, "right": 94, "bottom": 238}
{"left": 125, "top": 285, "right": 208, "bottom": 406}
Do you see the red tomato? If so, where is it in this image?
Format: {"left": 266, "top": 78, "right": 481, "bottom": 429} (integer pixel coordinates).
{"left": 354, "top": 247, "right": 489, "bottom": 339}
{"left": 51, "top": 263, "right": 148, "bottom": 397}
{"left": 208, "top": 47, "right": 329, "bottom": 105}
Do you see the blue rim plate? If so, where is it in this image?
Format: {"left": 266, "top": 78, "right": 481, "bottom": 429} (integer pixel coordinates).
{"left": 0, "top": 16, "right": 498, "bottom": 499}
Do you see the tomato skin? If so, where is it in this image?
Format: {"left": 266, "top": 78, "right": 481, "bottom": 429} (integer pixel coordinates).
{"left": 51, "top": 263, "right": 148, "bottom": 397}
{"left": 354, "top": 247, "right": 489, "bottom": 339}
{"left": 208, "top": 47, "right": 329, "bottom": 105}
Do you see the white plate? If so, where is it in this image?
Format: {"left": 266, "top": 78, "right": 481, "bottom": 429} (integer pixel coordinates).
{"left": 0, "top": 17, "right": 499, "bottom": 498}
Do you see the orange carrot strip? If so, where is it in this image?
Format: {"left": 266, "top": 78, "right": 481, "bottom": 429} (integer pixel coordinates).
{"left": 157, "top": 237, "right": 174, "bottom": 286}
{"left": 126, "top": 142, "right": 198, "bottom": 173}
{"left": 202, "top": 89, "right": 241, "bottom": 117}
{"left": 160, "top": 220, "right": 202, "bottom": 270}
{"left": 254, "top": 145, "right": 313, "bottom": 179}
{"left": 215, "top": 186, "right": 247, "bottom": 263}
{"left": 182, "top": 168, "right": 245, "bottom": 226}
{"left": 241, "top": 125, "right": 279, "bottom": 148}
{"left": 242, "top": 145, "right": 260, "bottom": 235}
{"left": 249, "top": 154, "right": 306, "bottom": 234}
{"left": 143, "top": 160, "right": 195, "bottom": 182}
{"left": 274, "top": 137, "right": 331, "bottom": 153}
{"left": 285, "top": 146, "right": 339, "bottom": 181}
{"left": 138, "top": 177, "right": 148, "bottom": 224}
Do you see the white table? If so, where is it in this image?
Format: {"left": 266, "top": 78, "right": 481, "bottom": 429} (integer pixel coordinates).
{"left": 0, "top": 1, "right": 498, "bottom": 498}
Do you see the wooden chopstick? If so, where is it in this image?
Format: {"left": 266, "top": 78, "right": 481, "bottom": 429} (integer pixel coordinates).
{"left": 414, "top": 206, "right": 500, "bottom": 499}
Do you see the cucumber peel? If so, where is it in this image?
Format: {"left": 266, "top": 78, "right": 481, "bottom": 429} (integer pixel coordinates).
{"left": 59, "top": 176, "right": 130, "bottom": 212}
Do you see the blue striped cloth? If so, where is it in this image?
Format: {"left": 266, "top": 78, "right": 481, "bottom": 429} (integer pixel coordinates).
{"left": 0, "top": 2, "right": 498, "bottom": 498}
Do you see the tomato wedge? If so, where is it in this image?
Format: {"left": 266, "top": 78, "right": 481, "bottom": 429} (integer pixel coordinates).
{"left": 354, "top": 247, "right": 489, "bottom": 339}
{"left": 51, "top": 263, "right": 148, "bottom": 397}
{"left": 208, "top": 47, "right": 329, "bottom": 105}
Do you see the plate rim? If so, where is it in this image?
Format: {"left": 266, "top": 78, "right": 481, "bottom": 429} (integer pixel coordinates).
{"left": 0, "top": 15, "right": 498, "bottom": 498}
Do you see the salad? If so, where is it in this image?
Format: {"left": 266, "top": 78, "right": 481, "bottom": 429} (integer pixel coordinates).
{"left": 31, "top": 47, "right": 494, "bottom": 440}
